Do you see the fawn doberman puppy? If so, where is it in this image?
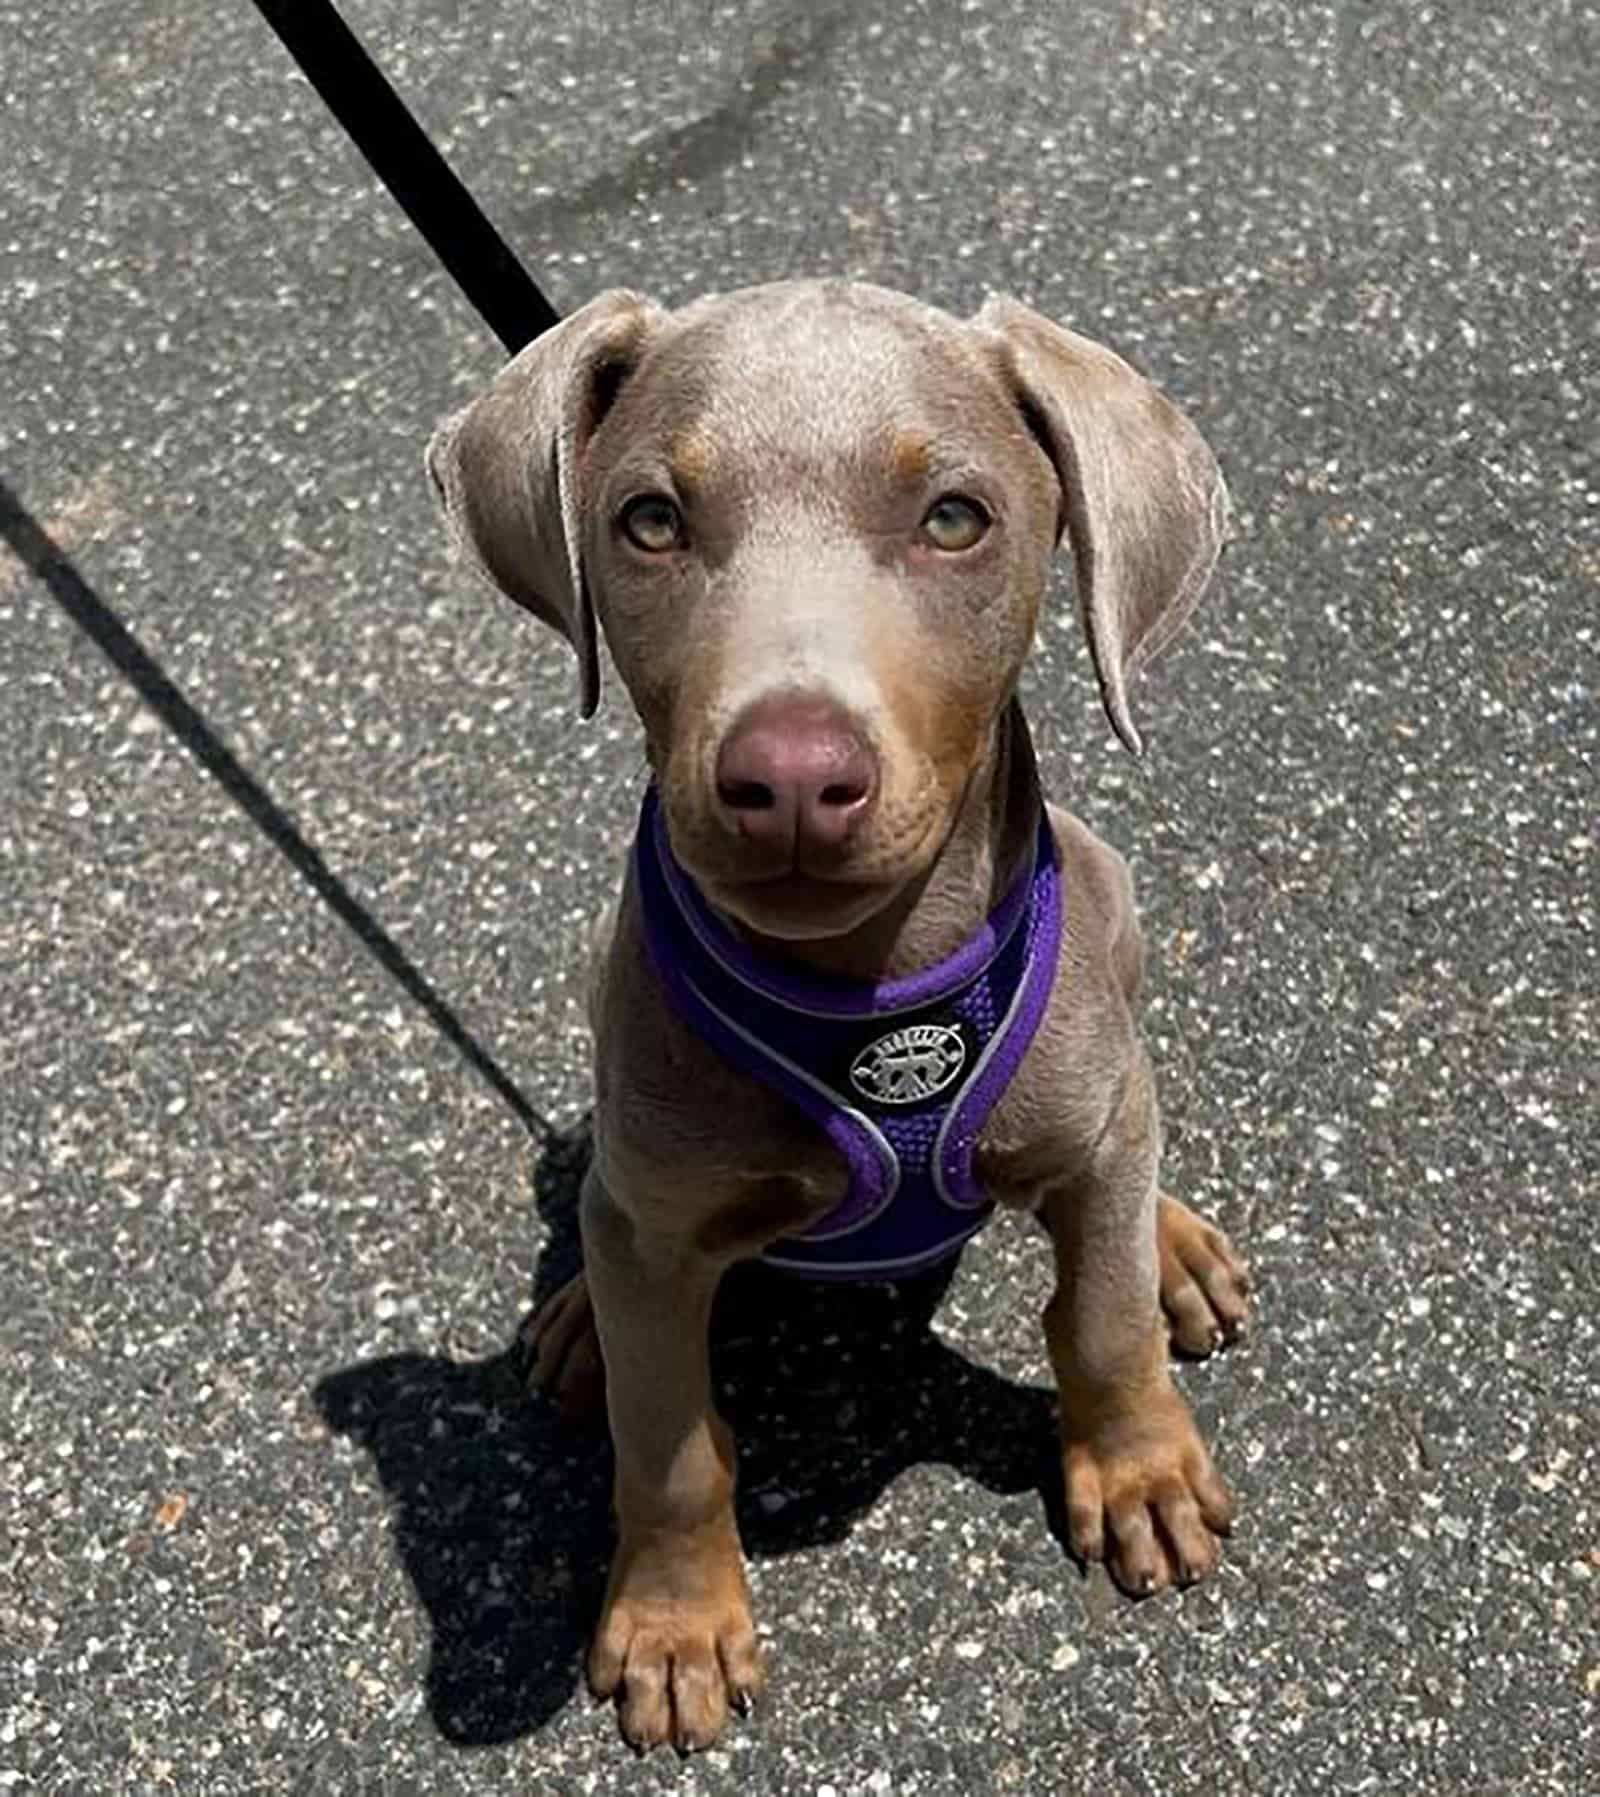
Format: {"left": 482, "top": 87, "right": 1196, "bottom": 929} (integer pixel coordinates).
{"left": 428, "top": 280, "right": 1251, "bottom": 1753}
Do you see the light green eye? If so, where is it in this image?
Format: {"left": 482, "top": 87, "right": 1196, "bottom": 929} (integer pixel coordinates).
{"left": 620, "top": 495, "right": 684, "bottom": 552}
{"left": 920, "top": 495, "right": 990, "bottom": 552}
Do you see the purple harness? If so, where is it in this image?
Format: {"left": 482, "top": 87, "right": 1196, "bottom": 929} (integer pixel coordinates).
{"left": 634, "top": 787, "right": 1063, "bottom": 1281}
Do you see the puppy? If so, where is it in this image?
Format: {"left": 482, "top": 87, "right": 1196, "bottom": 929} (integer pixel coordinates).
{"left": 429, "top": 281, "right": 1251, "bottom": 1753}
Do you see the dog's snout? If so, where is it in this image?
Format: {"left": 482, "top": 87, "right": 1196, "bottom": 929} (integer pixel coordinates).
{"left": 715, "top": 696, "right": 877, "bottom": 853}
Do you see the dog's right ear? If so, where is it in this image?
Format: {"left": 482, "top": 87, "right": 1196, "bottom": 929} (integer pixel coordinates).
{"left": 426, "top": 290, "right": 664, "bottom": 718}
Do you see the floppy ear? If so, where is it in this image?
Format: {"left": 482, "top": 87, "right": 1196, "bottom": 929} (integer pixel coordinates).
{"left": 974, "top": 295, "right": 1231, "bottom": 754}
{"left": 426, "top": 289, "right": 664, "bottom": 717}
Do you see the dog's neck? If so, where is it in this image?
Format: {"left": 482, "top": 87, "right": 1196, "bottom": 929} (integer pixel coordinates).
{"left": 736, "top": 698, "right": 1043, "bottom": 985}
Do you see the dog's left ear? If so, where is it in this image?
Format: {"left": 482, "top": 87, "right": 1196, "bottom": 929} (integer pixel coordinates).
{"left": 974, "top": 295, "right": 1231, "bottom": 754}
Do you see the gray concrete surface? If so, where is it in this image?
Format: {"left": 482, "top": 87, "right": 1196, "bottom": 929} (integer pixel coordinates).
{"left": 2, "top": 1, "right": 1595, "bottom": 1791}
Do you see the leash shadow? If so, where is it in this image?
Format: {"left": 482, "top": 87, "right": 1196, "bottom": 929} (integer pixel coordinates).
{"left": 314, "top": 1116, "right": 1065, "bottom": 1748}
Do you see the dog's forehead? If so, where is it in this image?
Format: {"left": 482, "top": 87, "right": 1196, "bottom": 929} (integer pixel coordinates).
{"left": 625, "top": 282, "right": 1011, "bottom": 468}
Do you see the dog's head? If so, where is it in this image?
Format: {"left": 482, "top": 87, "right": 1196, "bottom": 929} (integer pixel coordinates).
{"left": 428, "top": 280, "right": 1228, "bottom": 941}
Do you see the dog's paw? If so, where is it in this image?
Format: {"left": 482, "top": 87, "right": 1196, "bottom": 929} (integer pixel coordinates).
{"left": 589, "top": 1538, "right": 766, "bottom": 1754}
{"left": 519, "top": 1272, "right": 606, "bottom": 1417}
{"left": 1157, "top": 1193, "right": 1252, "bottom": 1357}
{"left": 1061, "top": 1383, "right": 1234, "bottom": 1596}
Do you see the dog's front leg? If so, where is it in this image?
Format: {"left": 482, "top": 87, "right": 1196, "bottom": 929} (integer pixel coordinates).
{"left": 580, "top": 1169, "right": 764, "bottom": 1753}
{"left": 1039, "top": 1062, "right": 1235, "bottom": 1597}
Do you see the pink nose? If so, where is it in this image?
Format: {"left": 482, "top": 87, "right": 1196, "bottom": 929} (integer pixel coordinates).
{"left": 715, "top": 695, "right": 877, "bottom": 854}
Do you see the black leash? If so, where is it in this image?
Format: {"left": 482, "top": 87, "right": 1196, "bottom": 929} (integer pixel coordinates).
{"left": 3, "top": 12, "right": 571, "bottom": 1148}
{"left": 250, "top": 0, "right": 560, "bottom": 354}
{"left": 222, "top": 3, "right": 562, "bottom": 1135}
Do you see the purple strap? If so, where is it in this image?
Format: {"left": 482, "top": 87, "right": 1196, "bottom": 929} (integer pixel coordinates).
{"left": 634, "top": 788, "right": 1063, "bottom": 1281}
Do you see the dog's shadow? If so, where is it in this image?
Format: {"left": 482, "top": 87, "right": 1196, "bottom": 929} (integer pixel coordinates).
{"left": 314, "top": 1118, "right": 1062, "bottom": 1747}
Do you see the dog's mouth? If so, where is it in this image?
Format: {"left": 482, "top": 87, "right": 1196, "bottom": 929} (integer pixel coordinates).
{"left": 660, "top": 769, "right": 959, "bottom": 947}
{"left": 712, "top": 868, "right": 890, "bottom": 941}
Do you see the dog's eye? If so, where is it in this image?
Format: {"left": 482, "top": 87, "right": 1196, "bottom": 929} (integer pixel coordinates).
{"left": 619, "top": 495, "right": 684, "bottom": 553}
{"left": 920, "top": 496, "right": 990, "bottom": 552}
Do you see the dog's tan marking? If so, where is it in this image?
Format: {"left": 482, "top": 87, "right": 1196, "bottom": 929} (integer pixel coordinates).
{"left": 891, "top": 431, "right": 931, "bottom": 484}
{"left": 668, "top": 430, "right": 717, "bottom": 495}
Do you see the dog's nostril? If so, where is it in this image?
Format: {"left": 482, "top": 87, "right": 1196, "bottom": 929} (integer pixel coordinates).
{"left": 718, "top": 778, "right": 776, "bottom": 812}
{"left": 819, "top": 781, "right": 869, "bottom": 809}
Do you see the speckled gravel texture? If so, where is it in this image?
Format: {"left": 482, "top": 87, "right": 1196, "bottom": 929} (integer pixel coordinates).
{"left": 3, "top": 1, "right": 1596, "bottom": 1791}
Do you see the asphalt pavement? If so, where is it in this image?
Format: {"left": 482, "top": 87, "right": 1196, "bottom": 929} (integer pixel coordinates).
{"left": 2, "top": 1, "right": 1596, "bottom": 1791}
